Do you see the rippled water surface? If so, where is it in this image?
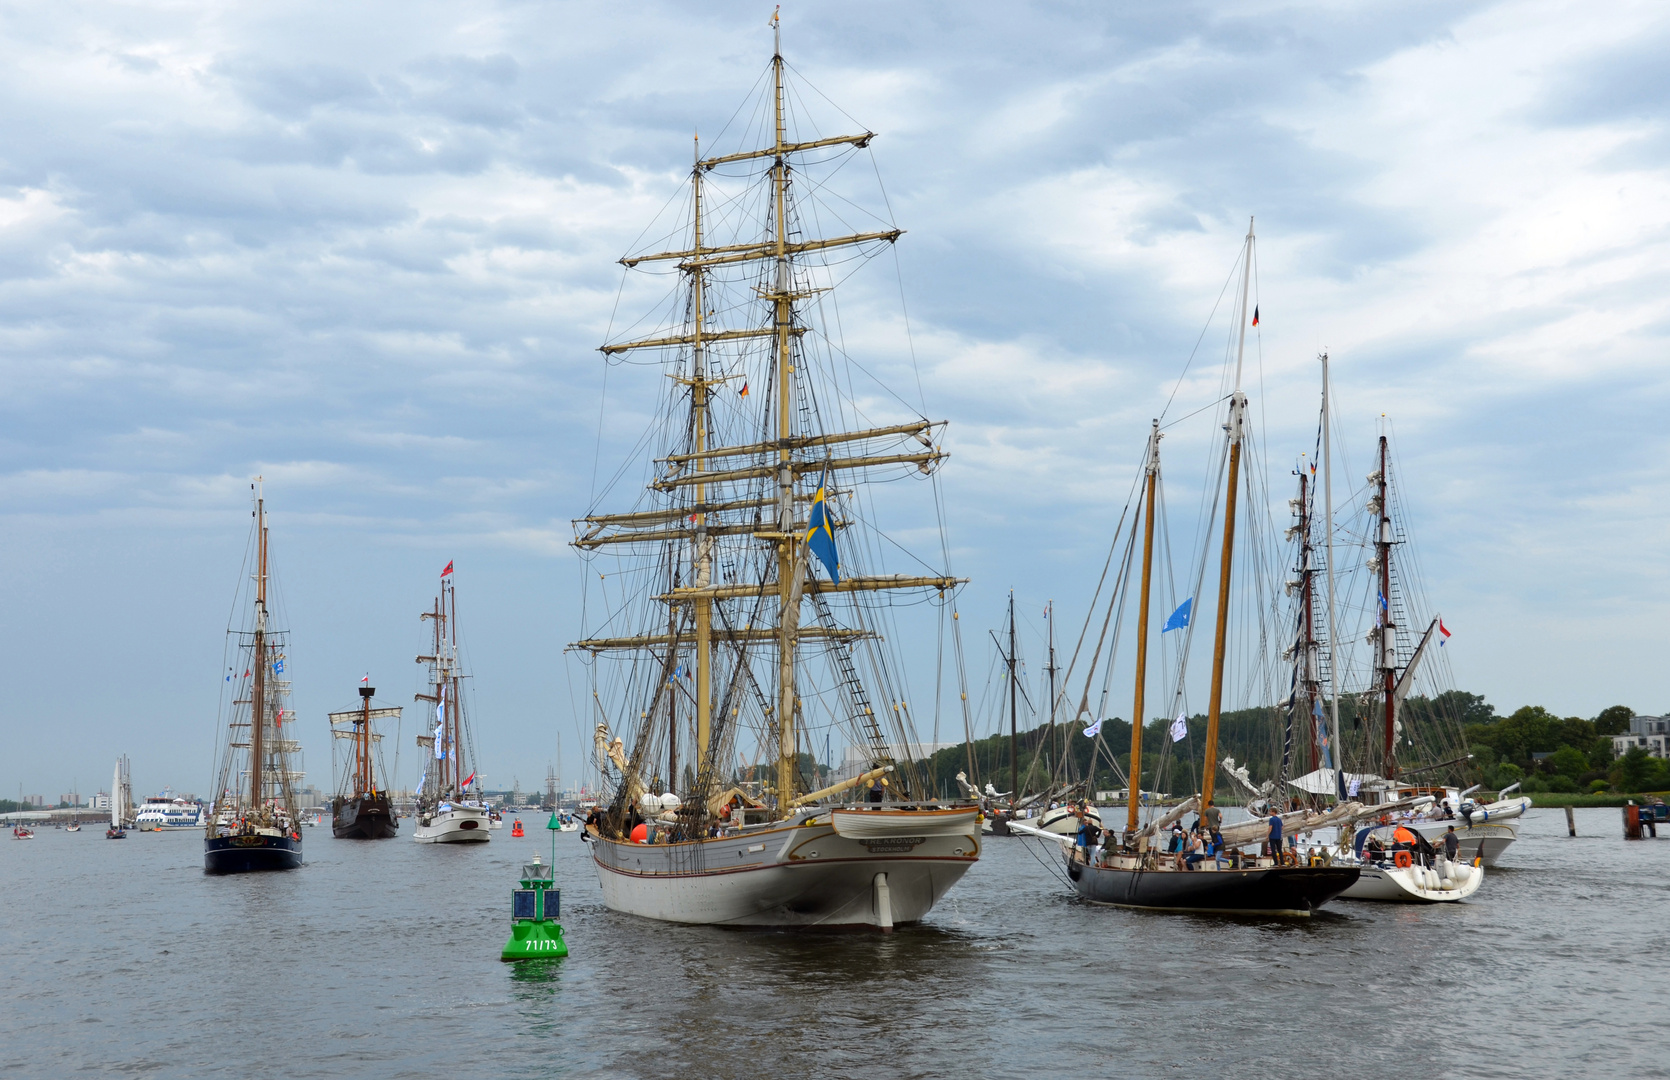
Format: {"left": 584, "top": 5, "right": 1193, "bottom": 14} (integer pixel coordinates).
{"left": 2, "top": 808, "right": 1665, "bottom": 1078}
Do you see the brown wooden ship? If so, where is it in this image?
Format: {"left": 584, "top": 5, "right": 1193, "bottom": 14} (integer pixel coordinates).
{"left": 329, "top": 683, "right": 401, "bottom": 839}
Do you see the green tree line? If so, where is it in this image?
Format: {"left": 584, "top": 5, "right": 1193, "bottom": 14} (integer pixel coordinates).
{"left": 902, "top": 694, "right": 1668, "bottom": 799}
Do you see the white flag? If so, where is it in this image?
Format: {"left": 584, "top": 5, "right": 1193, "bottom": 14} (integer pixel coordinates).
{"left": 1083, "top": 718, "right": 1105, "bottom": 739}
{"left": 1169, "top": 713, "right": 1188, "bottom": 742}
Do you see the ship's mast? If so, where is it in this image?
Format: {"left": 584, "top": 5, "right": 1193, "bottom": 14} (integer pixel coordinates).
{"left": 1007, "top": 591, "right": 1018, "bottom": 807}
{"left": 1199, "top": 219, "right": 1254, "bottom": 814}
{"left": 1322, "top": 352, "right": 1345, "bottom": 800}
{"left": 1375, "top": 433, "right": 1396, "bottom": 779}
{"left": 1294, "top": 462, "right": 1321, "bottom": 776}
{"left": 251, "top": 480, "right": 268, "bottom": 813}
{"left": 691, "top": 131, "right": 713, "bottom": 772}
{"left": 358, "top": 684, "right": 374, "bottom": 796}
{"left": 576, "top": 18, "right": 963, "bottom": 820}
{"left": 1045, "top": 600, "right": 1058, "bottom": 784}
{"left": 771, "top": 13, "right": 801, "bottom": 810}
{"left": 418, "top": 596, "right": 444, "bottom": 798}
{"left": 1127, "top": 421, "right": 1160, "bottom": 835}
{"left": 448, "top": 577, "right": 462, "bottom": 793}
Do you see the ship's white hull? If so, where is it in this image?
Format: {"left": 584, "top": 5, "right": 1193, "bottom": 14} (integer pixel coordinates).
{"left": 412, "top": 805, "right": 491, "bottom": 844}
{"left": 591, "top": 807, "right": 979, "bottom": 927}
{"left": 135, "top": 816, "right": 204, "bottom": 831}
{"left": 1036, "top": 805, "right": 1101, "bottom": 836}
{"left": 1310, "top": 811, "right": 1523, "bottom": 868}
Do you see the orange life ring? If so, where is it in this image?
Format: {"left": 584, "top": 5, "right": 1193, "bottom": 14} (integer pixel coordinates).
{"left": 1393, "top": 849, "right": 1413, "bottom": 869}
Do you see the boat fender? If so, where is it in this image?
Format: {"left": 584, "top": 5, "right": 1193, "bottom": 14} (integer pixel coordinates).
{"left": 1393, "top": 849, "right": 1413, "bottom": 869}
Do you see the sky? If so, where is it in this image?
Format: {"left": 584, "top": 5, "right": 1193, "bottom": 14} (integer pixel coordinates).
{"left": 2, "top": 0, "right": 1667, "bottom": 802}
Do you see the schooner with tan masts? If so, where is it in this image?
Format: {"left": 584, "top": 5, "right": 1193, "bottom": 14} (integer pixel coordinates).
{"left": 1017, "top": 223, "right": 1361, "bottom": 913}
{"left": 572, "top": 17, "right": 980, "bottom": 928}
{"left": 205, "top": 481, "right": 304, "bottom": 873}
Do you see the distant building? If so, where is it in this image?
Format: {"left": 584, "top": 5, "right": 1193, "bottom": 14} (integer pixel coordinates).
{"left": 88, "top": 792, "right": 110, "bottom": 810}
{"left": 1613, "top": 715, "right": 1670, "bottom": 760}
{"left": 23, "top": 795, "right": 44, "bottom": 808}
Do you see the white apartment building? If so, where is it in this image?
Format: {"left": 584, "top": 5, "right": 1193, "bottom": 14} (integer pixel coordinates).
{"left": 1612, "top": 715, "right": 1669, "bottom": 760}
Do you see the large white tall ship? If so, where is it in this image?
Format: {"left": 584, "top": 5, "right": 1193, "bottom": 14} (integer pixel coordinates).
{"left": 411, "top": 566, "right": 490, "bottom": 844}
{"left": 572, "top": 18, "right": 980, "bottom": 929}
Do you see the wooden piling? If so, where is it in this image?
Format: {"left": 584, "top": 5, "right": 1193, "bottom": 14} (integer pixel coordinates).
{"left": 1624, "top": 802, "right": 1642, "bottom": 840}
{"left": 1565, "top": 805, "right": 1576, "bottom": 837}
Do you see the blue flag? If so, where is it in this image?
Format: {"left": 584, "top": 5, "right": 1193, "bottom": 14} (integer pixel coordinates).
{"left": 805, "top": 469, "right": 840, "bottom": 585}
{"left": 1163, "top": 597, "right": 1192, "bottom": 633}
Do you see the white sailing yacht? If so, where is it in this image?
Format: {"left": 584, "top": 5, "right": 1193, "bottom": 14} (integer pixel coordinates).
{"left": 412, "top": 565, "right": 490, "bottom": 844}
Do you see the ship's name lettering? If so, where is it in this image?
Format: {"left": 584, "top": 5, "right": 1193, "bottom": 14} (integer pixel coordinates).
{"left": 860, "top": 837, "right": 926, "bottom": 852}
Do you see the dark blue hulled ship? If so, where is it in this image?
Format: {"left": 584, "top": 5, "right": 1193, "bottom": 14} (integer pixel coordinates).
{"left": 204, "top": 481, "right": 303, "bottom": 875}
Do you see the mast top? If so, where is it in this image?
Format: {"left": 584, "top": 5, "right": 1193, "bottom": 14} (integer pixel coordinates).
{"left": 1228, "top": 218, "right": 1257, "bottom": 438}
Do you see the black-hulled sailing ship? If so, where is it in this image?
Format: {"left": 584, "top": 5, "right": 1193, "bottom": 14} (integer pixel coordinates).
{"left": 205, "top": 481, "right": 303, "bottom": 873}
{"left": 329, "top": 682, "right": 401, "bottom": 839}
{"left": 1024, "top": 222, "right": 1358, "bottom": 914}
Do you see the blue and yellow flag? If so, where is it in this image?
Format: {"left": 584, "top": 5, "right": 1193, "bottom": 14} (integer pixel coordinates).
{"left": 805, "top": 468, "right": 840, "bottom": 585}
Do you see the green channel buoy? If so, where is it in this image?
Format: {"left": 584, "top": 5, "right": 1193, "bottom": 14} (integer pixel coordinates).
{"left": 500, "top": 812, "right": 568, "bottom": 961}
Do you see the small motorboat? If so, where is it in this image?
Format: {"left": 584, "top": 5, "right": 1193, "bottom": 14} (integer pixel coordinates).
{"left": 1334, "top": 825, "right": 1484, "bottom": 903}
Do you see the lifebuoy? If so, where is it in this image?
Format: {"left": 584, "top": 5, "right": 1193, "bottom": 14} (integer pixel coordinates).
{"left": 1393, "top": 849, "right": 1413, "bottom": 869}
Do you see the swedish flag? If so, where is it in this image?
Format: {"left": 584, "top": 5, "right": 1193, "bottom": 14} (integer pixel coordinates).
{"left": 805, "top": 469, "right": 840, "bottom": 585}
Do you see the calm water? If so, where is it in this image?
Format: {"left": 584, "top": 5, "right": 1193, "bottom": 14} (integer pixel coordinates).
{"left": 1, "top": 808, "right": 1664, "bottom": 1079}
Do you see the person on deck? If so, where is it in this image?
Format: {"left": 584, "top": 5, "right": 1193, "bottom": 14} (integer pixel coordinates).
{"left": 1443, "top": 825, "right": 1460, "bottom": 861}
{"left": 1202, "top": 802, "right": 1222, "bottom": 836}
{"left": 868, "top": 778, "right": 886, "bottom": 803}
{"left": 1184, "top": 829, "right": 1206, "bottom": 869}
{"left": 1267, "top": 809, "right": 1284, "bottom": 863}
{"left": 1075, "top": 817, "right": 1098, "bottom": 861}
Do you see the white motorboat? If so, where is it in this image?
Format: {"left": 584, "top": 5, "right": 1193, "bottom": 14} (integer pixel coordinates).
{"left": 412, "top": 801, "right": 491, "bottom": 843}
{"left": 1338, "top": 854, "right": 1483, "bottom": 902}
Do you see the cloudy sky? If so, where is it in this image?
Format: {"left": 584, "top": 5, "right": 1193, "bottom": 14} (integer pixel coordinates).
{"left": 2, "top": 0, "right": 1666, "bottom": 802}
